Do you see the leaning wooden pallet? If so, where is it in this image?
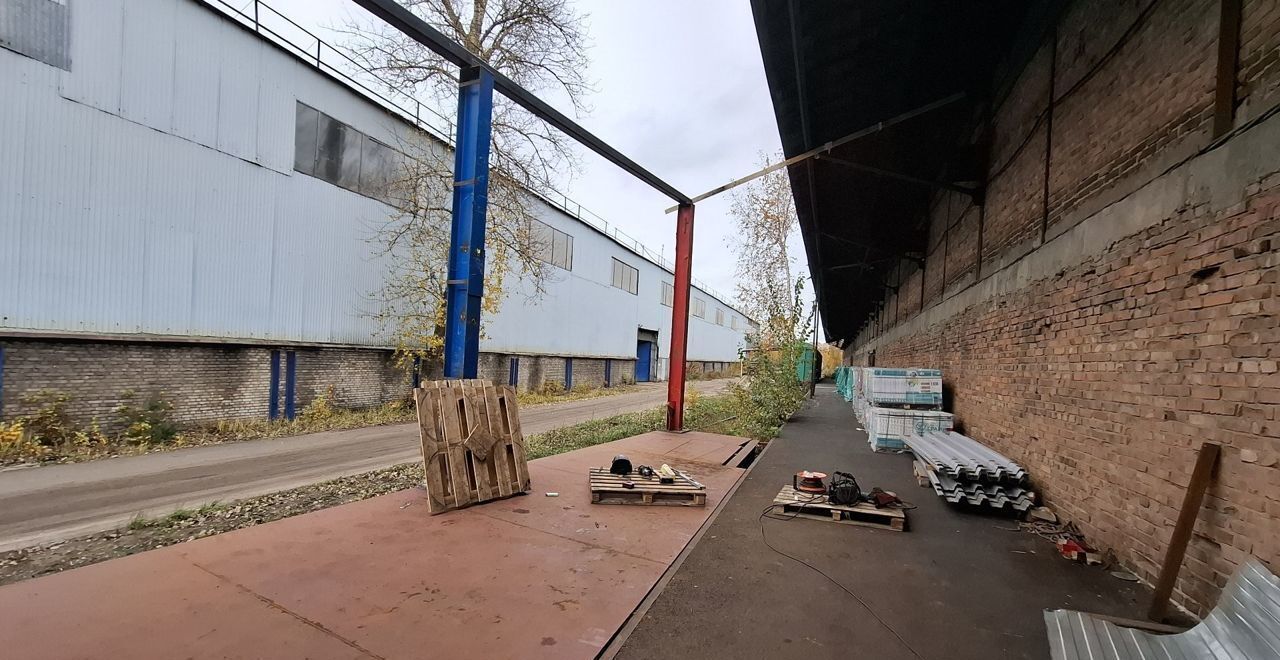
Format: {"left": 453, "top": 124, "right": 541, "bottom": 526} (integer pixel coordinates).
{"left": 773, "top": 485, "right": 905, "bottom": 531}
{"left": 415, "top": 379, "right": 531, "bottom": 514}
{"left": 589, "top": 468, "right": 707, "bottom": 506}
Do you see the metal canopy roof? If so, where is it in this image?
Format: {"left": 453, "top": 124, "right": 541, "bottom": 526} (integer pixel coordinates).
{"left": 751, "top": 0, "right": 1047, "bottom": 343}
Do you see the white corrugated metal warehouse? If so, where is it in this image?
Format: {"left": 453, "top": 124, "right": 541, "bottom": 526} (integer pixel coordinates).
{"left": 0, "top": 0, "right": 753, "bottom": 424}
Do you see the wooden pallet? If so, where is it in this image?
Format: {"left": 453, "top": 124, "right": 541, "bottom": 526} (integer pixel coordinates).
{"left": 415, "top": 379, "right": 531, "bottom": 514}
{"left": 772, "top": 485, "right": 906, "bottom": 531}
{"left": 589, "top": 468, "right": 707, "bottom": 507}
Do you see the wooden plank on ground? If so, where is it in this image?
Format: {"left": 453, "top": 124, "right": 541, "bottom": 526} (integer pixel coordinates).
{"left": 416, "top": 387, "right": 450, "bottom": 512}
{"left": 500, "top": 385, "right": 531, "bottom": 491}
{"left": 1148, "top": 442, "right": 1220, "bottom": 621}
{"left": 482, "top": 383, "right": 513, "bottom": 498}
{"left": 439, "top": 385, "right": 475, "bottom": 511}
{"left": 461, "top": 384, "right": 495, "bottom": 501}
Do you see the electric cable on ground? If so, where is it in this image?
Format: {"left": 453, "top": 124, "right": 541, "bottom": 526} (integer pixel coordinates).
{"left": 757, "top": 496, "right": 926, "bottom": 660}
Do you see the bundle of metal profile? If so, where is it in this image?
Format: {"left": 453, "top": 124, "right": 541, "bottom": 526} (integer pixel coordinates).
{"left": 904, "top": 430, "right": 1027, "bottom": 484}
{"left": 923, "top": 465, "right": 1036, "bottom": 512}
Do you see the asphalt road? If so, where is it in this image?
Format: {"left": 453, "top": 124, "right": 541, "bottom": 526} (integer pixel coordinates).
{"left": 0, "top": 379, "right": 733, "bottom": 552}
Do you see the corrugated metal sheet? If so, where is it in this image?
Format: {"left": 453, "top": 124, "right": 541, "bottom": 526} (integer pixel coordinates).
{"left": 1044, "top": 559, "right": 1280, "bottom": 659}
{"left": 905, "top": 430, "right": 1028, "bottom": 484}
{"left": 922, "top": 463, "right": 1036, "bottom": 511}
{"left": 59, "top": 0, "right": 123, "bottom": 110}
{"left": 120, "top": 0, "right": 176, "bottom": 127}
{"left": 171, "top": 2, "right": 222, "bottom": 147}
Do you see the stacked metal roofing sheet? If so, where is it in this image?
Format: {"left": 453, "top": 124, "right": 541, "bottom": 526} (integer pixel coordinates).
{"left": 905, "top": 431, "right": 1027, "bottom": 484}
{"left": 921, "top": 463, "right": 1036, "bottom": 512}
{"left": 1044, "top": 558, "right": 1280, "bottom": 659}
{"left": 905, "top": 431, "right": 1034, "bottom": 512}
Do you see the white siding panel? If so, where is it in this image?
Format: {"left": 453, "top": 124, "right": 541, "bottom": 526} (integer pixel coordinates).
{"left": 171, "top": 1, "right": 220, "bottom": 147}
{"left": 480, "top": 199, "right": 746, "bottom": 363}
{"left": 141, "top": 138, "right": 197, "bottom": 334}
{"left": 214, "top": 25, "right": 260, "bottom": 163}
{"left": 59, "top": 0, "right": 123, "bottom": 113}
{"left": 0, "top": 53, "right": 39, "bottom": 310}
{"left": 15, "top": 87, "right": 102, "bottom": 332}
{"left": 119, "top": 0, "right": 176, "bottom": 128}
{"left": 269, "top": 176, "right": 388, "bottom": 344}
{"left": 254, "top": 50, "right": 295, "bottom": 173}
{"left": 189, "top": 158, "right": 274, "bottom": 336}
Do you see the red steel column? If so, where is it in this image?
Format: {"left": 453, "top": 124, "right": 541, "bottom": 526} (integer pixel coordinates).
{"left": 666, "top": 203, "right": 695, "bottom": 431}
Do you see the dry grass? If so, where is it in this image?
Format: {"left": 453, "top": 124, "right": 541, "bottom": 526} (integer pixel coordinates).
{"left": 516, "top": 382, "right": 639, "bottom": 406}
{"left": 0, "top": 399, "right": 420, "bottom": 467}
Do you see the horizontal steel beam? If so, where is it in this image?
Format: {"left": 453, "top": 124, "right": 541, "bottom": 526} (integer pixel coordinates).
{"left": 814, "top": 155, "right": 981, "bottom": 198}
{"left": 665, "top": 92, "right": 966, "bottom": 212}
{"left": 350, "top": 0, "right": 691, "bottom": 204}
{"left": 819, "top": 232, "right": 924, "bottom": 264}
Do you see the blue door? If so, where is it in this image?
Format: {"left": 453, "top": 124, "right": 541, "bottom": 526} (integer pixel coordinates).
{"left": 635, "top": 340, "right": 652, "bottom": 382}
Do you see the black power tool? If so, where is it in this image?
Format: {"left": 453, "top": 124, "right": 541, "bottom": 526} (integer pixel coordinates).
{"left": 827, "top": 471, "right": 862, "bottom": 506}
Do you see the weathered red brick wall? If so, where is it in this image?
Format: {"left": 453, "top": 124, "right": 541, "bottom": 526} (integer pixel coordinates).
{"left": 902, "top": 267, "right": 924, "bottom": 317}
{"left": 984, "top": 41, "right": 1051, "bottom": 263}
{"left": 1049, "top": 0, "right": 1218, "bottom": 229}
{"left": 847, "top": 0, "right": 1280, "bottom": 615}
{"left": 946, "top": 205, "right": 981, "bottom": 288}
{"left": 866, "top": 185, "right": 1279, "bottom": 615}
{"left": 1241, "top": 0, "right": 1280, "bottom": 115}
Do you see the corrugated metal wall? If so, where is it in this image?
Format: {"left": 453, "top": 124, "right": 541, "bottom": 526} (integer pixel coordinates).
{"left": 0, "top": 0, "right": 749, "bottom": 363}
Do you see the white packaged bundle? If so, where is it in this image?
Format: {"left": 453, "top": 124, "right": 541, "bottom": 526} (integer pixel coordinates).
{"left": 865, "top": 407, "right": 953, "bottom": 451}
{"left": 863, "top": 368, "right": 942, "bottom": 407}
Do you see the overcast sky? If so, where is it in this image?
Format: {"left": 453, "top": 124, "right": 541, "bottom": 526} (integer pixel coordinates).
{"left": 267, "top": 0, "right": 802, "bottom": 304}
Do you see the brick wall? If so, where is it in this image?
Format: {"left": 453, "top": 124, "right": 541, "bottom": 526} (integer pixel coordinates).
{"left": 844, "top": 0, "right": 1280, "bottom": 615}
{"left": 0, "top": 340, "right": 686, "bottom": 429}
{"left": 476, "top": 353, "right": 637, "bottom": 390}
{"left": 0, "top": 339, "right": 410, "bottom": 428}
{"left": 1240, "top": 0, "right": 1280, "bottom": 122}
{"left": 295, "top": 347, "right": 409, "bottom": 411}
{"left": 0, "top": 340, "right": 275, "bottom": 427}
{"left": 1048, "top": 0, "right": 1218, "bottom": 231}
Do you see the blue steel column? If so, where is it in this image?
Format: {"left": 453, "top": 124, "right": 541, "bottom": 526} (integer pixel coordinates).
{"left": 443, "top": 65, "right": 495, "bottom": 378}
{"left": 284, "top": 350, "right": 297, "bottom": 420}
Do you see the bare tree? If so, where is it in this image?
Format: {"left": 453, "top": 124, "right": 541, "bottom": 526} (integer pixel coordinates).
{"left": 726, "top": 152, "right": 806, "bottom": 350}
{"left": 341, "top": 0, "right": 593, "bottom": 364}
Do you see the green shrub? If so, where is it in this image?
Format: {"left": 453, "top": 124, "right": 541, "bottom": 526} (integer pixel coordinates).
{"left": 115, "top": 391, "right": 180, "bottom": 445}
{"left": 723, "top": 344, "right": 809, "bottom": 441}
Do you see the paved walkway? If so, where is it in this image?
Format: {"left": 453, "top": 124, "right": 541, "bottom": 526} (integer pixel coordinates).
{"left": 614, "top": 384, "right": 1150, "bottom": 660}
{"left": 0, "top": 379, "right": 734, "bottom": 551}
{"left": 0, "top": 430, "right": 754, "bottom": 659}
